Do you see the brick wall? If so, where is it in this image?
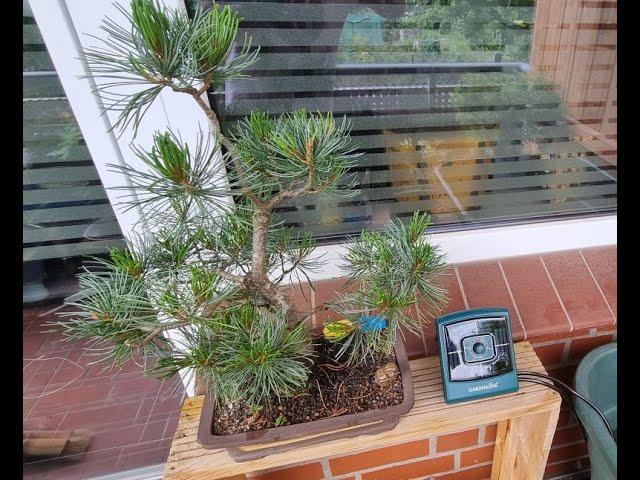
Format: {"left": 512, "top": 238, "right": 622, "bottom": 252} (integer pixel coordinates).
{"left": 249, "top": 245, "right": 616, "bottom": 480}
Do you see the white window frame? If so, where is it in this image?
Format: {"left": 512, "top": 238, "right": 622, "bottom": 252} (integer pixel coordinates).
{"left": 28, "top": 0, "right": 617, "bottom": 393}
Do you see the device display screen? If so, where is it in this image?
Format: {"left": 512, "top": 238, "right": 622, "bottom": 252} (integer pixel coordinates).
{"left": 444, "top": 317, "right": 514, "bottom": 382}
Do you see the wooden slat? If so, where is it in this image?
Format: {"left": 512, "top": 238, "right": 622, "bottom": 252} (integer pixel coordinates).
{"left": 163, "top": 341, "right": 561, "bottom": 480}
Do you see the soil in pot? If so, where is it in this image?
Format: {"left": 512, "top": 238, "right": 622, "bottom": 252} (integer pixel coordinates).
{"left": 212, "top": 338, "right": 404, "bottom": 435}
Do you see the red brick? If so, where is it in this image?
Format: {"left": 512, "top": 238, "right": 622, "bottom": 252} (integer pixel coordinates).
{"left": 552, "top": 426, "right": 585, "bottom": 446}
{"left": 461, "top": 444, "right": 495, "bottom": 467}
{"left": 557, "top": 408, "right": 577, "bottom": 428}
{"left": 250, "top": 462, "right": 324, "bottom": 480}
{"left": 330, "top": 439, "right": 429, "bottom": 475}
{"left": 484, "top": 423, "right": 498, "bottom": 443}
{"left": 542, "top": 251, "right": 615, "bottom": 330}
{"left": 456, "top": 261, "right": 524, "bottom": 340}
{"left": 500, "top": 256, "right": 571, "bottom": 338}
{"left": 534, "top": 343, "right": 566, "bottom": 367}
{"left": 438, "top": 464, "right": 493, "bottom": 480}
{"left": 568, "top": 335, "right": 614, "bottom": 361}
{"left": 437, "top": 429, "right": 479, "bottom": 452}
{"left": 547, "top": 442, "right": 588, "bottom": 464}
{"left": 545, "top": 364, "right": 577, "bottom": 386}
{"left": 529, "top": 327, "right": 592, "bottom": 343}
{"left": 544, "top": 457, "right": 590, "bottom": 478}
{"left": 361, "top": 455, "right": 454, "bottom": 480}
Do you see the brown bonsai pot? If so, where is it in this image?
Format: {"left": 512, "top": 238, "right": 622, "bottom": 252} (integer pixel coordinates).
{"left": 197, "top": 336, "right": 414, "bottom": 461}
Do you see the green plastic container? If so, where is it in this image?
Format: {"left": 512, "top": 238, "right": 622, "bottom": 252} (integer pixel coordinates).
{"left": 574, "top": 342, "right": 617, "bottom": 480}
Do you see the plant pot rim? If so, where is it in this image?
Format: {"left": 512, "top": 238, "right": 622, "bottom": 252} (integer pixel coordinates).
{"left": 197, "top": 335, "right": 414, "bottom": 449}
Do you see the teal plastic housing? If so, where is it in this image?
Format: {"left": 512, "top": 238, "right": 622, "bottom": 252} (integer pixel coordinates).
{"left": 574, "top": 342, "right": 617, "bottom": 480}
{"left": 436, "top": 308, "right": 519, "bottom": 404}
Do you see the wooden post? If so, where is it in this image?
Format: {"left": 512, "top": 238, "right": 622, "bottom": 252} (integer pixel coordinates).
{"left": 491, "top": 406, "right": 561, "bottom": 480}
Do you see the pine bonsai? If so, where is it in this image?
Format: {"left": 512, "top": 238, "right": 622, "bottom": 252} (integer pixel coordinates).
{"left": 55, "top": 0, "right": 448, "bottom": 412}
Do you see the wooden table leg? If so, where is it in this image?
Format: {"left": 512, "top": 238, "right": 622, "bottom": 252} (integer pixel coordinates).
{"left": 490, "top": 405, "right": 561, "bottom": 480}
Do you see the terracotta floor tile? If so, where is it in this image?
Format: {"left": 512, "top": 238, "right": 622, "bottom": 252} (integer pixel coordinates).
{"left": 89, "top": 423, "right": 147, "bottom": 451}
{"left": 108, "top": 376, "right": 162, "bottom": 401}
{"left": 313, "top": 277, "right": 350, "bottom": 324}
{"left": 141, "top": 419, "right": 169, "bottom": 443}
{"left": 117, "top": 446, "right": 170, "bottom": 471}
{"left": 284, "top": 281, "right": 314, "bottom": 319}
{"left": 400, "top": 326, "right": 426, "bottom": 359}
{"left": 542, "top": 251, "right": 615, "bottom": 330}
{"left": 456, "top": 261, "right": 525, "bottom": 340}
{"left": 32, "top": 383, "right": 113, "bottom": 413}
{"left": 60, "top": 400, "right": 141, "bottom": 429}
{"left": 23, "top": 412, "right": 65, "bottom": 431}
{"left": 580, "top": 246, "right": 617, "bottom": 318}
{"left": 24, "top": 304, "right": 186, "bottom": 479}
{"left": 500, "top": 256, "right": 571, "bottom": 339}
{"left": 441, "top": 267, "right": 468, "bottom": 314}
{"left": 422, "top": 320, "right": 438, "bottom": 357}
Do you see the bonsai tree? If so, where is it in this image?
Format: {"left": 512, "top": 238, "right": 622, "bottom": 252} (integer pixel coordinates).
{"left": 324, "top": 212, "right": 448, "bottom": 365}
{"left": 55, "top": 0, "right": 448, "bottom": 415}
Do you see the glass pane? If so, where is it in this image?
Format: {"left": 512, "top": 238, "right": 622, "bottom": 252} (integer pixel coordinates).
{"left": 204, "top": 0, "right": 617, "bottom": 239}
{"left": 23, "top": 5, "right": 186, "bottom": 479}
{"left": 23, "top": 4, "right": 125, "bottom": 302}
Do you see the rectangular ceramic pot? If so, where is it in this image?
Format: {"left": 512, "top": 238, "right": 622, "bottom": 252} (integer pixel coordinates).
{"left": 197, "top": 336, "right": 414, "bottom": 461}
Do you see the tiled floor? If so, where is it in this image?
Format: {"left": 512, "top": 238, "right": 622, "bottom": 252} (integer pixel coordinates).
{"left": 23, "top": 304, "right": 186, "bottom": 479}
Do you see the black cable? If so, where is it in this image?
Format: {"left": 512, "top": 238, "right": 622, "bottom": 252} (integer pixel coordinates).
{"left": 516, "top": 377, "right": 589, "bottom": 440}
{"left": 517, "top": 371, "right": 614, "bottom": 438}
{"left": 517, "top": 377, "right": 570, "bottom": 402}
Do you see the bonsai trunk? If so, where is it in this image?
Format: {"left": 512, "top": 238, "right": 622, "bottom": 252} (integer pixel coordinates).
{"left": 190, "top": 85, "right": 297, "bottom": 325}
{"left": 249, "top": 208, "right": 296, "bottom": 323}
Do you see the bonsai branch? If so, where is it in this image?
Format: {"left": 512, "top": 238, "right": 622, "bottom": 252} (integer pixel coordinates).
{"left": 186, "top": 86, "right": 265, "bottom": 208}
{"left": 138, "top": 319, "right": 190, "bottom": 346}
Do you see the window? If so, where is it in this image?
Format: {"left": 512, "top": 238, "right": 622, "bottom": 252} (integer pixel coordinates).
{"left": 23, "top": 1, "right": 124, "bottom": 302}
{"left": 197, "top": 0, "right": 617, "bottom": 241}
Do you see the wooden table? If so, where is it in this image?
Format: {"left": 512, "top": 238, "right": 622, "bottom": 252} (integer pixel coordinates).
{"left": 164, "top": 342, "right": 561, "bottom": 480}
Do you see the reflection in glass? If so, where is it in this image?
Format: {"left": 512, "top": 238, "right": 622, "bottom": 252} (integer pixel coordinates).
{"left": 23, "top": 2, "right": 124, "bottom": 302}
{"left": 202, "top": 0, "right": 617, "bottom": 240}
